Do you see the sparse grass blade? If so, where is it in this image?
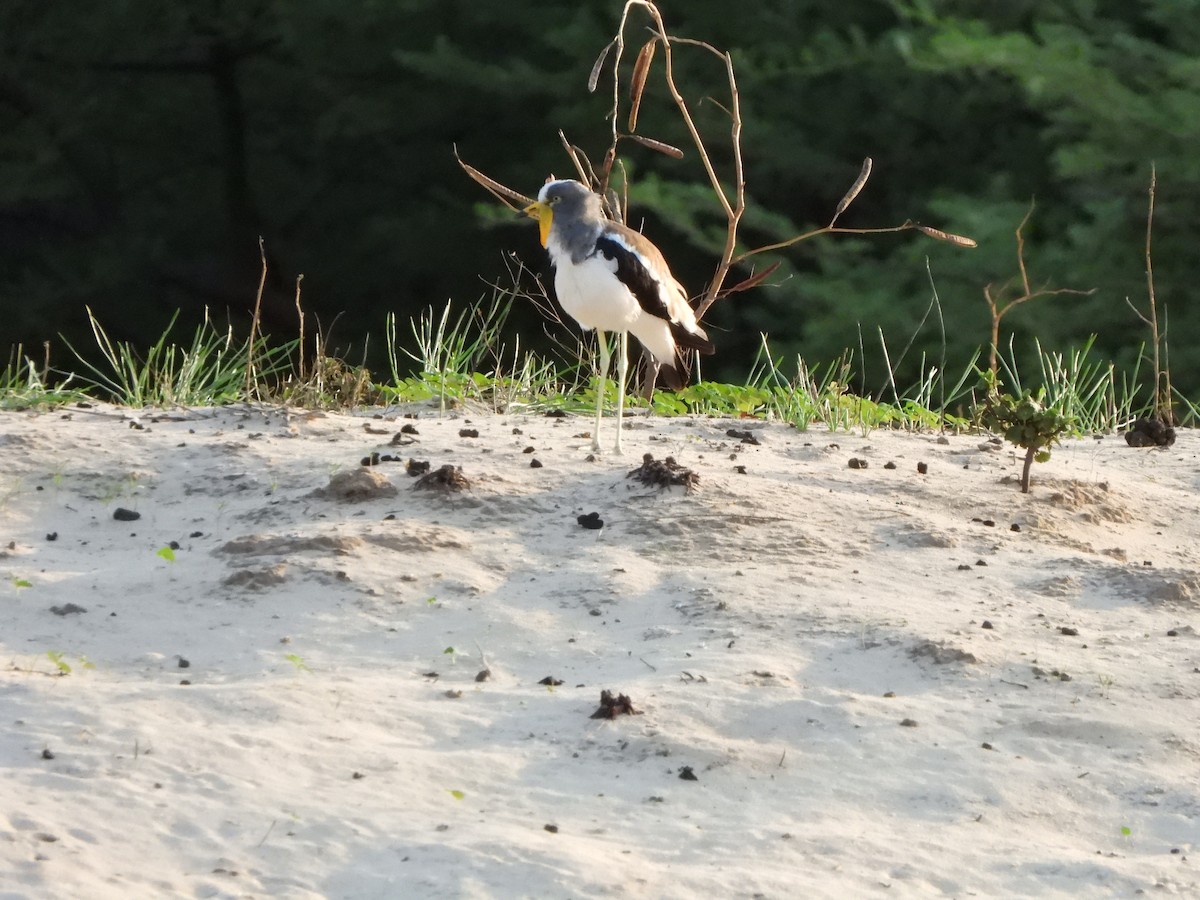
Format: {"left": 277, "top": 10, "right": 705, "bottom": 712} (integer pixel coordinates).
{"left": 1034, "top": 336, "right": 1147, "bottom": 432}
{"left": 383, "top": 287, "right": 578, "bottom": 414}
{"left": 1, "top": 344, "right": 83, "bottom": 409}
{"left": 60, "top": 307, "right": 294, "bottom": 407}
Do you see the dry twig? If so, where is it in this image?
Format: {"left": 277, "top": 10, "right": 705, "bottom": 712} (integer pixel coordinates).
{"left": 1125, "top": 165, "right": 1172, "bottom": 422}
{"left": 243, "top": 236, "right": 268, "bottom": 398}
{"left": 984, "top": 200, "right": 1094, "bottom": 376}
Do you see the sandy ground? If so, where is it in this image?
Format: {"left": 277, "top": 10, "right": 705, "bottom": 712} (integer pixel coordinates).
{"left": 1, "top": 402, "right": 1198, "bottom": 899}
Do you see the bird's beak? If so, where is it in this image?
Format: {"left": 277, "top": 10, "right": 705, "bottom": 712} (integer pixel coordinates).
{"left": 522, "top": 201, "right": 553, "bottom": 248}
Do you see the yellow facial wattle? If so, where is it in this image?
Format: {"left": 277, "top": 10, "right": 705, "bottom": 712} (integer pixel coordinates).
{"left": 523, "top": 201, "right": 553, "bottom": 248}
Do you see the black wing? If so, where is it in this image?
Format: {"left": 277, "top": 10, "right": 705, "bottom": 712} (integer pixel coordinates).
{"left": 593, "top": 234, "right": 672, "bottom": 322}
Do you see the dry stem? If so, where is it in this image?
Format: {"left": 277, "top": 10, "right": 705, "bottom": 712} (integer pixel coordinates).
{"left": 243, "top": 236, "right": 268, "bottom": 398}
{"left": 1126, "top": 165, "right": 1172, "bottom": 421}
{"left": 985, "top": 200, "right": 1094, "bottom": 377}
{"left": 294, "top": 274, "right": 306, "bottom": 382}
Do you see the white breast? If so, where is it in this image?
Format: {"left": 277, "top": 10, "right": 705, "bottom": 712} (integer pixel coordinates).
{"left": 551, "top": 249, "right": 641, "bottom": 333}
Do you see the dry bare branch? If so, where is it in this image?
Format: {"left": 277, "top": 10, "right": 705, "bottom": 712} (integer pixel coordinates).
{"left": 557, "top": 131, "right": 598, "bottom": 187}
{"left": 1014, "top": 201, "right": 1035, "bottom": 294}
{"left": 985, "top": 200, "right": 1094, "bottom": 376}
{"left": 244, "top": 236, "right": 268, "bottom": 398}
{"left": 721, "top": 261, "right": 782, "bottom": 296}
{"left": 1127, "top": 164, "right": 1172, "bottom": 421}
{"left": 453, "top": 145, "right": 532, "bottom": 208}
{"left": 294, "top": 273, "right": 306, "bottom": 382}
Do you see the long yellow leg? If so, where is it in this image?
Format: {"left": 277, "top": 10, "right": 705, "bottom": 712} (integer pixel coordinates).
{"left": 593, "top": 330, "right": 610, "bottom": 453}
{"left": 614, "top": 331, "right": 627, "bottom": 455}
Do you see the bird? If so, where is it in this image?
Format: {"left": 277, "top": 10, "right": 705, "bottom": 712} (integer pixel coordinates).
{"left": 522, "top": 178, "right": 714, "bottom": 454}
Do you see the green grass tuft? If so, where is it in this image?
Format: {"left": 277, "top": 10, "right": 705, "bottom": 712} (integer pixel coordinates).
{"left": 1, "top": 297, "right": 1193, "bottom": 432}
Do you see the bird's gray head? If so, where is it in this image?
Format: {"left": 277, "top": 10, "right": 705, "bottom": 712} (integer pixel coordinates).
{"left": 525, "top": 179, "right": 603, "bottom": 255}
{"left": 537, "top": 179, "right": 600, "bottom": 214}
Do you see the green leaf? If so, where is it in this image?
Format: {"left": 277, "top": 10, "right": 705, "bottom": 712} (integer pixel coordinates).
{"left": 12, "top": 577, "right": 32, "bottom": 589}
{"left": 448, "top": 789, "right": 465, "bottom": 800}
{"left": 443, "top": 646, "right": 455, "bottom": 655}
{"left": 156, "top": 546, "right": 176, "bottom": 562}
{"left": 285, "top": 653, "right": 311, "bottom": 672}
{"left": 1120, "top": 826, "right": 1131, "bottom": 837}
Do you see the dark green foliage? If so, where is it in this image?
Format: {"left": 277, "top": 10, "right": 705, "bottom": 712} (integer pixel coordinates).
{"left": 1, "top": 1, "right": 1196, "bottom": 400}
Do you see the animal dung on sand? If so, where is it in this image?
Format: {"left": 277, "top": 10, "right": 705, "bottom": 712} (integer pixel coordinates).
{"left": 413, "top": 464, "right": 471, "bottom": 493}
{"left": 627, "top": 453, "right": 699, "bottom": 492}
{"left": 589, "top": 690, "right": 641, "bottom": 719}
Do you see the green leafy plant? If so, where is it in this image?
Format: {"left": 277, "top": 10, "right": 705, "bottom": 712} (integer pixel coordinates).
{"left": 156, "top": 546, "right": 176, "bottom": 562}
{"left": 979, "top": 379, "right": 1074, "bottom": 493}
{"left": 285, "top": 653, "right": 311, "bottom": 672}
{"left": 11, "top": 576, "right": 32, "bottom": 589}
{"left": 46, "top": 651, "right": 71, "bottom": 674}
